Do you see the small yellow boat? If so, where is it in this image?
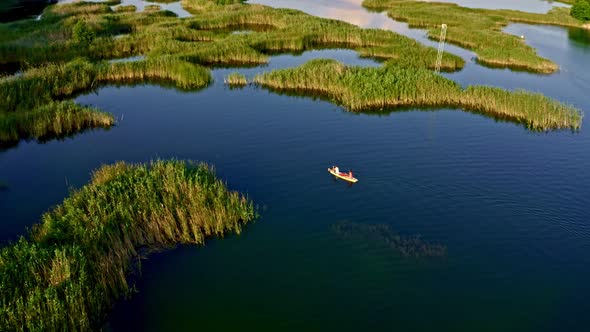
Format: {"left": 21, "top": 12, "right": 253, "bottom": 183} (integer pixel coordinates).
{"left": 328, "top": 166, "right": 358, "bottom": 183}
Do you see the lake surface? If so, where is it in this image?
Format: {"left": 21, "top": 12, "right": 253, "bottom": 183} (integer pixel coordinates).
{"left": 1, "top": 0, "right": 590, "bottom": 331}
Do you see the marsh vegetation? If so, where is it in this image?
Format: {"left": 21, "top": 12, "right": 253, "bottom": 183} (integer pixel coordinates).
{"left": 0, "top": 0, "right": 468, "bottom": 146}
{"left": 0, "top": 0, "right": 583, "bottom": 146}
{"left": 0, "top": 160, "right": 256, "bottom": 331}
{"left": 363, "top": 0, "right": 586, "bottom": 73}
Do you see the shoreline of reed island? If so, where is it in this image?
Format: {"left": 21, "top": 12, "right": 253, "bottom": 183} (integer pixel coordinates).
{"left": 362, "top": 0, "right": 588, "bottom": 73}
{"left": 0, "top": 160, "right": 257, "bottom": 331}
{"left": 254, "top": 59, "right": 583, "bottom": 131}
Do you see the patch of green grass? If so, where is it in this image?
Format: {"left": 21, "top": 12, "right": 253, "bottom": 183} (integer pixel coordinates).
{"left": 254, "top": 59, "right": 583, "bottom": 130}
{"left": 363, "top": 0, "right": 585, "bottom": 73}
{"left": 0, "top": 160, "right": 256, "bottom": 331}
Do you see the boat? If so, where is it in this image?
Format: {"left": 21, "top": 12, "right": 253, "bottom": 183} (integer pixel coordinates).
{"left": 328, "top": 166, "right": 358, "bottom": 183}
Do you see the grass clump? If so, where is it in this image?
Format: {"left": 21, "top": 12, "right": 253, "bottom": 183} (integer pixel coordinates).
{"left": 254, "top": 59, "right": 583, "bottom": 130}
{"left": 0, "top": 101, "right": 114, "bottom": 149}
{"left": 363, "top": 0, "right": 586, "bottom": 73}
{"left": 224, "top": 72, "right": 248, "bottom": 87}
{"left": 0, "top": 160, "right": 257, "bottom": 331}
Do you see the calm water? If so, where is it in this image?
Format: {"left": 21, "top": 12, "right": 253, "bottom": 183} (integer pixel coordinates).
{"left": 1, "top": 0, "right": 590, "bottom": 331}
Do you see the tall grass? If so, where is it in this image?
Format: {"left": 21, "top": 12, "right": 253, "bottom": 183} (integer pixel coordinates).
{"left": 0, "top": 101, "right": 114, "bottom": 149}
{"left": 363, "top": 0, "right": 585, "bottom": 73}
{"left": 0, "top": 160, "right": 257, "bottom": 331}
{"left": 254, "top": 59, "right": 583, "bottom": 130}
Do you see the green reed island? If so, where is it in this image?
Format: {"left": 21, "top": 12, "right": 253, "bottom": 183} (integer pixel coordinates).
{"left": 0, "top": 0, "right": 583, "bottom": 147}
{"left": 0, "top": 160, "right": 256, "bottom": 331}
{"left": 254, "top": 59, "right": 582, "bottom": 131}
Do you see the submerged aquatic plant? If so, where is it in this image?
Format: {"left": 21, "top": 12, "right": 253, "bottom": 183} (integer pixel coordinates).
{"left": 333, "top": 221, "right": 447, "bottom": 258}
{"left": 0, "top": 160, "right": 257, "bottom": 331}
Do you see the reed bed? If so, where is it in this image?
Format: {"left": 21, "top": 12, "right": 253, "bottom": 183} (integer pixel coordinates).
{"left": 0, "top": 160, "right": 256, "bottom": 331}
{"left": 224, "top": 72, "right": 248, "bottom": 87}
{"left": 98, "top": 56, "right": 212, "bottom": 89}
{"left": 363, "top": 0, "right": 585, "bottom": 73}
{"left": 0, "top": 101, "right": 113, "bottom": 148}
{"left": 254, "top": 59, "right": 583, "bottom": 130}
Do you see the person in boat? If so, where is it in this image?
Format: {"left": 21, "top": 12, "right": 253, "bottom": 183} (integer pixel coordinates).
{"left": 349, "top": 170, "right": 353, "bottom": 178}
{"left": 334, "top": 166, "right": 339, "bottom": 174}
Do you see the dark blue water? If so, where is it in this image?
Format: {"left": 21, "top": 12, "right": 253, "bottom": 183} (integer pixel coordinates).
{"left": 1, "top": 0, "right": 590, "bottom": 331}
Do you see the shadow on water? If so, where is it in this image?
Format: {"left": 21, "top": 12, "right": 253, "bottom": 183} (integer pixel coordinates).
{"left": 332, "top": 220, "right": 447, "bottom": 258}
